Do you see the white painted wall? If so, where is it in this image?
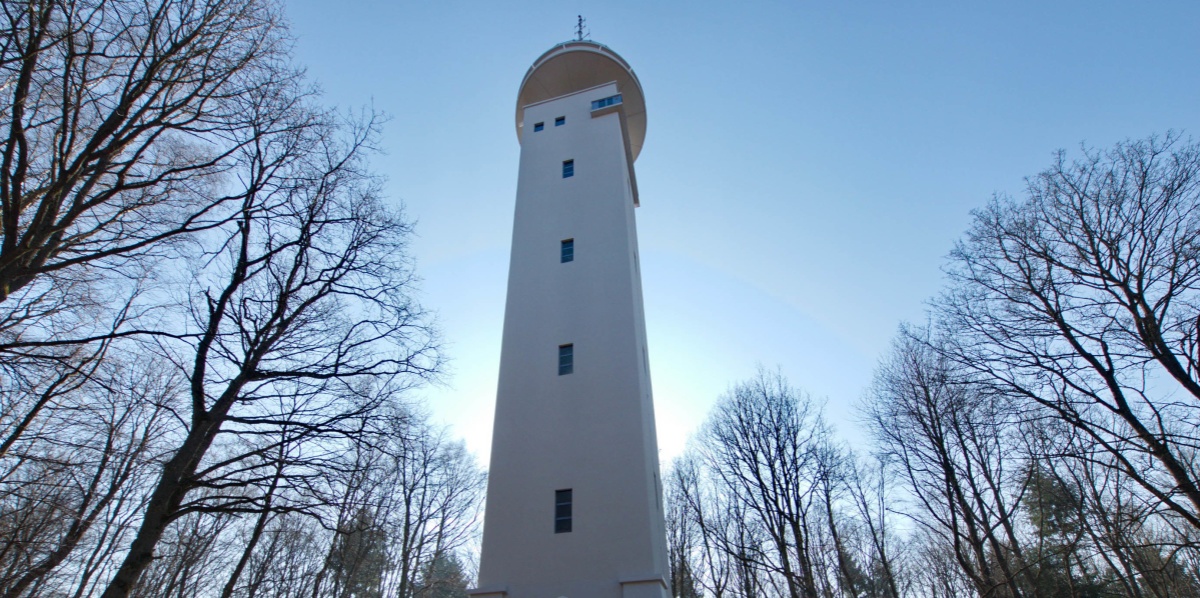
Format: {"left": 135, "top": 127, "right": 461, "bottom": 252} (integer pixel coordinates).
{"left": 473, "top": 72, "right": 668, "bottom": 598}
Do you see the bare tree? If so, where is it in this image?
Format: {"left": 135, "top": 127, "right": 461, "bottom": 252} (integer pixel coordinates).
{"left": 265, "top": 407, "right": 484, "bottom": 598}
{"left": 218, "top": 436, "right": 291, "bottom": 598}
{"left": 660, "top": 133, "right": 1200, "bottom": 598}
{"left": 664, "top": 457, "right": 703, "bottom": 598}
{"left": 1036, "top": 421, "right": 1200, "bottom": 598}
{"left": 698, "top": 369, "right": 830, "bottom": 598}
{"left": 231, "top": 513, "right": 327, "bottom": 598}
{"left": 669, "top": 453, "right": 737, "bottom": 598}
{"left": 128, "top": 510, "right": 237, "bottom": 598}
{"left": 844, "top": 454, "right": 907, "bottom": 598}
{"left": 937, "top": 133, "right": 1200, "bottom": 533}
{"left": 0, "top": 0, "right": 318, "bottom": 478}
{"left": 667, "top": 372, "right": 916, "bottom": 598}
{"left": 97, "top": 104, "right": 439, "bottom": 598}
{"left": 0, "top": 2, "right": 459, "bottom": 597}
{"left": 0, "top": 0, "right": 294, "bottom": 303}
{"left": 0, "top": 355, "right": 176, "bottom": 598}
{"left": 866, "top": 328, "right": 1036, "bottom": 598}
{"left": 377, "top": 417, "right": 485, "bottom": 598}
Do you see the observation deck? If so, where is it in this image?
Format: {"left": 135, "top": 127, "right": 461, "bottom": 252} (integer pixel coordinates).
{"left": 515, "top": 40, "right": 647, "bottom": 161}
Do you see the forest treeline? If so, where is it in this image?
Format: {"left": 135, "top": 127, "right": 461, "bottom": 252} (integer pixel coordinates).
{"left": 665, "top": 135, "right": 1200, "bottom": 598}
{"left": 0, "top": 1, "right": 485, "bottom": 597}
{"left": 4, "top": 1, "right": 1200, "bottom": 598}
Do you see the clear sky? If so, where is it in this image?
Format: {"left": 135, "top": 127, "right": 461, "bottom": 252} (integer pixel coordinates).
{"left": 284, "top": 0, "right": 1200, "bottom": 463}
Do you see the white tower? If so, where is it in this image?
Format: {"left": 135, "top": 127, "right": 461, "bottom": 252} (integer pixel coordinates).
{"left": 468, "top": 40, "right": 668, "bottom": 598}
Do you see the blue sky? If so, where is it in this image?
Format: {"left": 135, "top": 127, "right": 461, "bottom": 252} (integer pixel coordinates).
{"left": 285, "top": 0, "right": 1200, "bottom": 462}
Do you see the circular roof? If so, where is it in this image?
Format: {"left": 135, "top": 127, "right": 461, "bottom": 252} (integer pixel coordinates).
{"left": 515, "top": 41, "right": 647, "bottom": 161}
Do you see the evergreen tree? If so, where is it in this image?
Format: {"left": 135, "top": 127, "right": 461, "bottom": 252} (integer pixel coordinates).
{"left": 1022, "top": 463, "right": 1104, "bottom": 598}
{"left": 416, "top": 553, "right": 470, "bottom": 598}
{"left": 329, "top": 508, "right": 390, "bottom": 598}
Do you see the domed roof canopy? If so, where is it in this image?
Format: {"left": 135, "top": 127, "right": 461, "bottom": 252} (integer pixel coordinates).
{"left": 516, "top": 40, "right": 647, "bottom": 161}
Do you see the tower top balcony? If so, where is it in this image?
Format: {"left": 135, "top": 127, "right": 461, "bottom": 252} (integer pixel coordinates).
{"left": 515, "top": 40, "right": 647, "bottom": 161}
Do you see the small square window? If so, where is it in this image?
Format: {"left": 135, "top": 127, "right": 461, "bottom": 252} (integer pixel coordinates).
{"left": 558, "top": 344, "right": 573, "bottom": 375}
{"left": 555, "top": 489, "right": 572, "bottom": 533}
{"left": 562, "top": 160, "right": 574, "bottom": 178}
{"left": 561, "top": 239, "right": 574, "bottom": 263}
{"left": 533, "top": 122, "right": 544, "bottom": 132}
{"left": 555, "top": 116, "right": 565, "bottom": 126}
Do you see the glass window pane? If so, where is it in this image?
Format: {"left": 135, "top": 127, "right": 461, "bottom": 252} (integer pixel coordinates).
{"left": 591, "top": 94, "right": 623, "bottom": 111}
{"left": 555, "top": 489, "right": 572, "bottom": 533}
{"left": 558, "top": 345, "right": 573, "bottom": 375}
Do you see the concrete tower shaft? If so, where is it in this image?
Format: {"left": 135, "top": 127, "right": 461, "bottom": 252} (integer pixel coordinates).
{"left": 471, "top": 41, "right": 668, "bottom": 598}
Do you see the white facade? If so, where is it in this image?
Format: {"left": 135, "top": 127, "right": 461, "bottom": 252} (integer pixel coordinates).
{"left": 469, "top": 42, "right": 668, "bottom": 598}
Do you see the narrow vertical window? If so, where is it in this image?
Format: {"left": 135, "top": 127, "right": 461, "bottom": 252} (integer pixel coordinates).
{"left": 562, "top": 160, "right": 574, "bottom": 178}
{"left": 555, "top": 116, "right": 566, "bottom": 126}
{"left": 555, "top": 489, "right": 572, "bottom": 533}
{"left": 558, "top": 344, "right": 573, "bottom": 375}
{"left": 561, "top": 239, "right": 574, "bottom": 263}
{"left": 533, "top": 122, "right": 544, "bottom": 132}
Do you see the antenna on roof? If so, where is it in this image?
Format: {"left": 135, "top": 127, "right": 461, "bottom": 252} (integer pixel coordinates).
{"left": 574, "top": 15, "right": 590, "bottom": 41}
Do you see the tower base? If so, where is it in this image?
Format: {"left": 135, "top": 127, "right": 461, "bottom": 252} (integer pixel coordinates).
{"left": 466, "top": 576, "right": 668, "bottom": 598}
{"left": 620, "top": 576, "right": 670, "bottom": 598}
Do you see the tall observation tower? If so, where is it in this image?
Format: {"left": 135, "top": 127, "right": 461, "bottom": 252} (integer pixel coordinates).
{"left": 468, "top": 39, "right": 669, "bottom": 598}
